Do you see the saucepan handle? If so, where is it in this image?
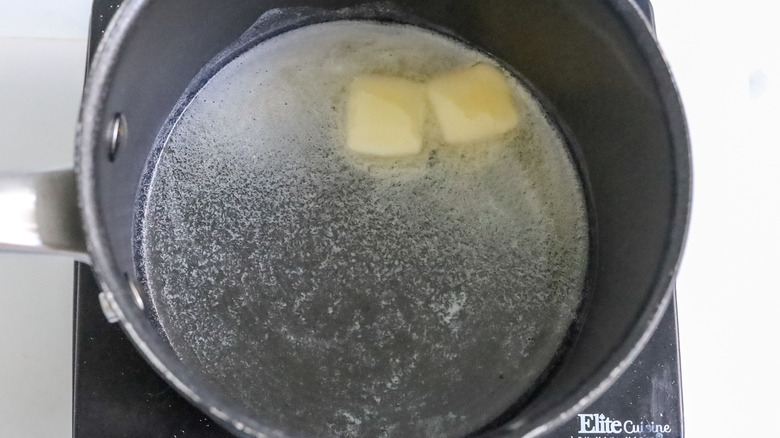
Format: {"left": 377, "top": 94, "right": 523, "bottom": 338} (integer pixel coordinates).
{"left": 0, "top": 169, "right": 89, "bottom": 262}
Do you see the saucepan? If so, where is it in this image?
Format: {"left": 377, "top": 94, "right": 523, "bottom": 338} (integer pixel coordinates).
{"left": 0, "top": 0, "right": 689, "bottom": 436}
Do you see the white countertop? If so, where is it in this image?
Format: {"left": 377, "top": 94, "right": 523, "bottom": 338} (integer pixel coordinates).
{"left": 1, "top": 2, "right": 90, "bottom": 436}
{"left": 1, "top": 1, "right": 778, "bottom": 436}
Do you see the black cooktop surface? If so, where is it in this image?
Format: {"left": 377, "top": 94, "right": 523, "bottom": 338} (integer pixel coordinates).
{"left": 73, "top": 1, "right": 681, "bottom": 437}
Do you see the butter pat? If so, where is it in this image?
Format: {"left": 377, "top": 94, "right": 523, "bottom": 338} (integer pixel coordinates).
{"left": 427, "top": 63, "right": 519, "bottom": 144}
{"left": 346, "top": 76, "right": 426, "bottom": 157}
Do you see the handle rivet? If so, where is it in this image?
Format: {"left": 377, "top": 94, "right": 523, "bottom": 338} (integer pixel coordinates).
{"left": 98, "top": 291, "right": 120, "bottom": 324}
{"left": 108, "top": 113, "right": 126, "bottom": 162}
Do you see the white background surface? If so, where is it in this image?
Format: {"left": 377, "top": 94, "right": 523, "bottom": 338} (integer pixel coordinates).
{"left": 0, "top": 0, "right": 778, "bottom": 437}
{"left": 1, "top": 1, "right": 91, "bottom": 437}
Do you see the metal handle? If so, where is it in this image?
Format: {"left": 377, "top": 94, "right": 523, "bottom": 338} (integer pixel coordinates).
{"left": 0, "top": 170, "right": 89, "bottom": 262}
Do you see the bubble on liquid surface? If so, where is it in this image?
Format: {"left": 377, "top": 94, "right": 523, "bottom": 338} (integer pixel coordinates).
{"left": 138, "top": 20, "right": 589, "bottom": 438}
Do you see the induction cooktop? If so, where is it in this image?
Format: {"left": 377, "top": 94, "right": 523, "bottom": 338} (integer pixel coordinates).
{"left": 72, "top": 1, "right": 682, "bottom": 437}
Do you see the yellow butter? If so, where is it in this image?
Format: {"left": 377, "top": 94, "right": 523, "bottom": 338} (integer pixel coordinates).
{"left": 427, "top": 63, "right": 519, "bottom": 144}
{"left": 346, "top": 76, "right": 426, "bottom": 157}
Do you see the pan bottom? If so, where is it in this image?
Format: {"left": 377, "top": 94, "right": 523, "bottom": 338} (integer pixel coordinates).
{"left": 136, "top": 18, "right": 588, "bottom": 438}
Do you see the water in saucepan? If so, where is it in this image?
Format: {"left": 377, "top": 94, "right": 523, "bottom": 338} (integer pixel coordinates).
{"left": 137, "top": 20, "right": 589, "bottom": 438}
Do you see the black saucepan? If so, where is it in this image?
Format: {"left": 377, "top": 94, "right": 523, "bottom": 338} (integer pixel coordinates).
{"left": 0, "top": 1, "right": 689, "bottom": 437}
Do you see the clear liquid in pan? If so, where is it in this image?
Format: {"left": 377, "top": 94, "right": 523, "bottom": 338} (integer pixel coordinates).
{"left": 138, "top": 20, "right": 588, "bottom": 438}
